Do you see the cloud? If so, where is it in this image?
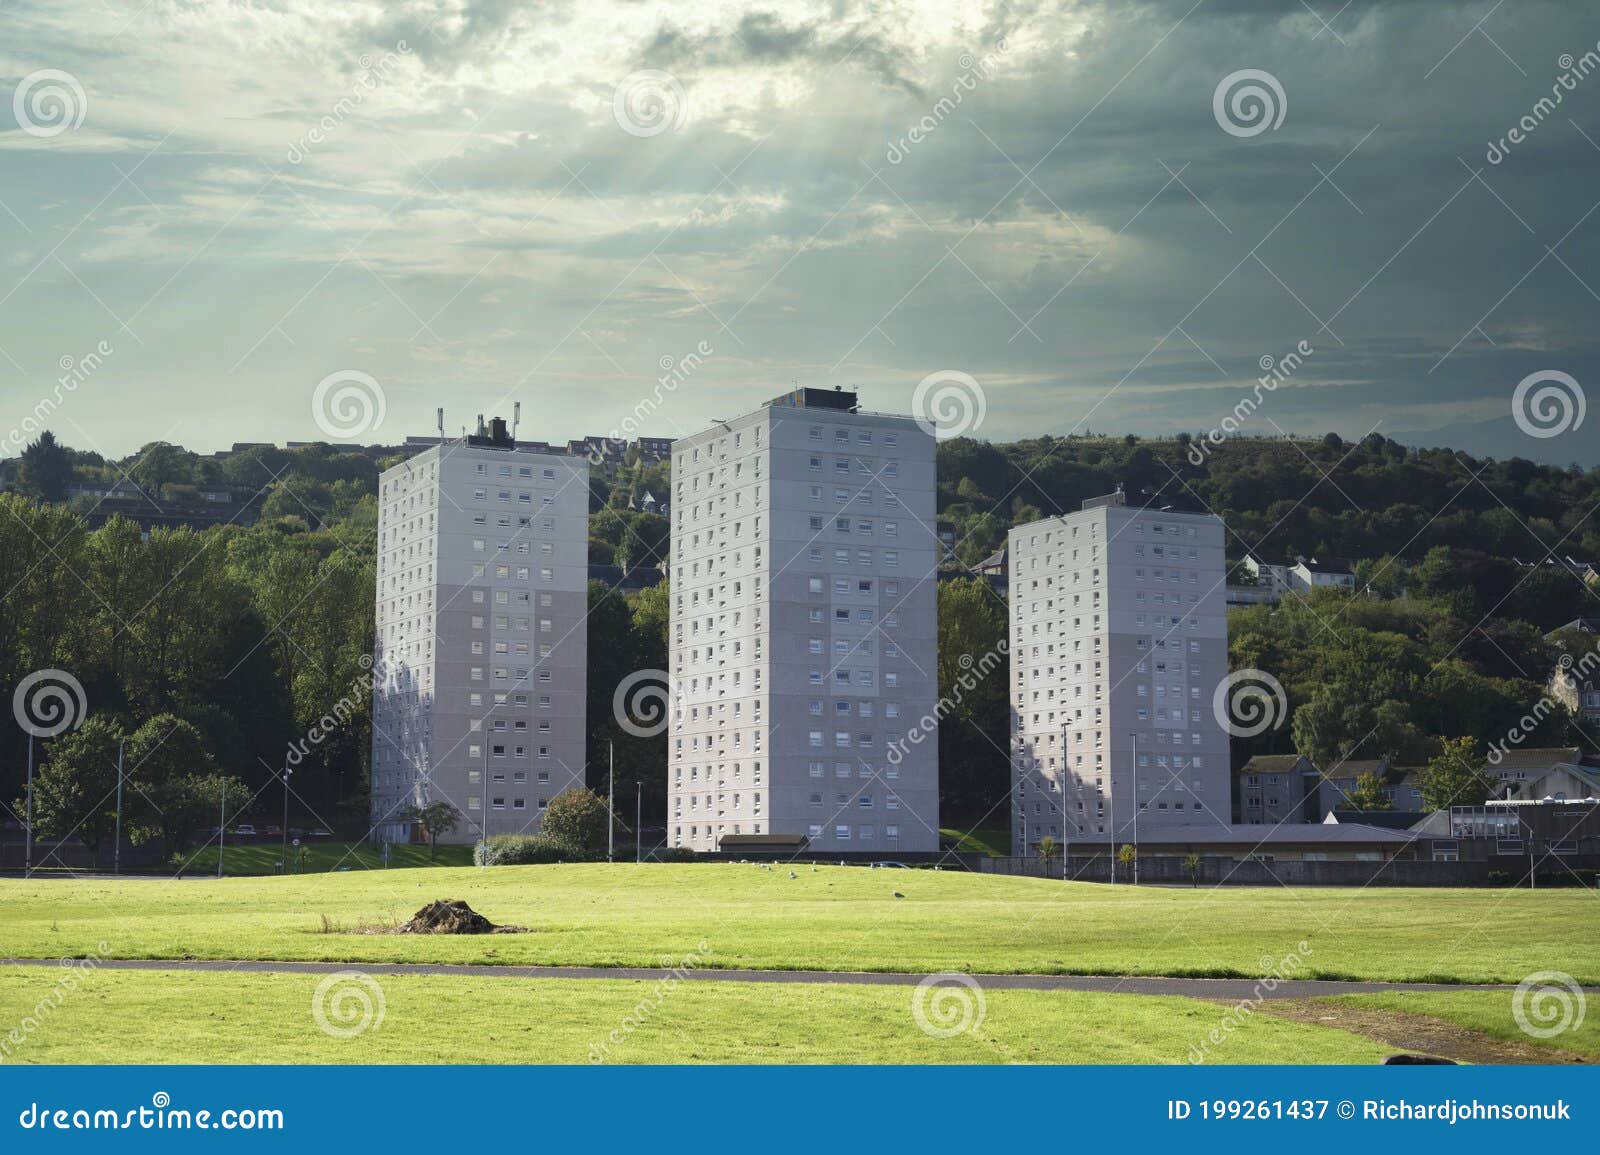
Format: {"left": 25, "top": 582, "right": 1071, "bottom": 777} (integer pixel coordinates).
{"left": 0, "top": 0, "right": 1595, "bottom": 466}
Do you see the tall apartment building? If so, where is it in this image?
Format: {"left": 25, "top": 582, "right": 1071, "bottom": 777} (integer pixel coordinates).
{"left": 1008, "top": 492, "right": 1231, "bottom": 851}
{"left": 370, "top": 417, "right": 590, "bottom": 845}
{"left": 669, "top": 388, "right": 940, "bottom": 853}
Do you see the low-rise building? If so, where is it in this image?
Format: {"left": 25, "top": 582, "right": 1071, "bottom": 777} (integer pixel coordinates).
{"left": 1233, "top": 754, "right": 1317, "bottom": 824}
{"left": 1291, "top": 555, "right": 1357, "bottom": 591}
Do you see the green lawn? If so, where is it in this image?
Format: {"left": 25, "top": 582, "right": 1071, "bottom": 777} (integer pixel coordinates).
{"left": 941, "top": 828, "right": 1011, "bottom": 857}
{"left": 2, "top": 863, "right": 1594, "bottom": 983}
{"left": 0, "top": 965, "right": 1391, "bottom": 1065}
{"left": 1326, "top": 991, "right": 1600, "bottom": 1060}
{"left": 176, "top": 841, "right": 475, "bottom": 875}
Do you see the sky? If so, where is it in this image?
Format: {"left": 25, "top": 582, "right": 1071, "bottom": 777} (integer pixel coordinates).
{"left": 2, "top": 0, "right": 1599, "bottom": 464}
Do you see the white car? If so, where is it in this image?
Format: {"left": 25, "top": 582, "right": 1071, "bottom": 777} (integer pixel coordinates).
{"left": 233, "top": 824, "right": 257, "bottom": 836}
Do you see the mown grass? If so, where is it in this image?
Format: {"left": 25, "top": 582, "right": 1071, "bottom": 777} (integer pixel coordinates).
{"left": 176, "top": 841, "right": 476, "bottom": 875}
{"left": 0, "top": 966, "right": 1392, "bottom": 1065}
{"left": 2, "top": 863, "right": 1593, "bottom": 983}
{"left": 940, "top": 828, "right": 1011, "bottom": 857}
{"left": 1325, "top": 991, "right": 1600, "bottom": 1060}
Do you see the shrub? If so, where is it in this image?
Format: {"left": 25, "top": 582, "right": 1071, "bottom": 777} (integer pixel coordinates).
{"left": 474, "top": 833, "right": 596, "bottom": 867}
{"left": 652, "top": 846, "right": 698, "bottom": 863}
{"left": 539, "top": 787, "right": 609, "bottom": 852}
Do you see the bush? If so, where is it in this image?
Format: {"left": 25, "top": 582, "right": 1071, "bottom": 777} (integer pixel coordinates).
{"left": 539, "top": 787, "right": 609, "bottom": 852}
{"left": 652, "top": 846, "right": 698, "bottom": 863}
{"left": 474, "top": 834, "right": 596, "bottom": 867}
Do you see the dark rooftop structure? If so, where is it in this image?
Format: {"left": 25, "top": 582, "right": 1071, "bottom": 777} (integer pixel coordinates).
{"left": 768, "top": 386, "right": 859, "bottom": 412}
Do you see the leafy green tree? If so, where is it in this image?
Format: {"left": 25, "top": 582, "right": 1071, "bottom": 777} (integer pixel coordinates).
{"left": 25, "top": 715, "right": 127, "bottom": 857}
{"left": 1415, "top": 737, "right": 1498, "bottom": 812}
{"left": 935, "top": 578, "right": 1009, "bottom": 823}
{"left": 20, "top": 431, "right": 73, "bottom": 502}
{"left": 1036, "top": 834, "right": 1058, "bottom": 863}
{"left": 1340, "top": 772, "right": 1393, "bottom": 811}
{"left": 1183, "top": 852, "right": 1202, "bottom": 887}
{"left": 541, "top": 787, "right": 609, "bottom": 852}
{"left": 404, "top": 800, "right": 461, "bottom": 860}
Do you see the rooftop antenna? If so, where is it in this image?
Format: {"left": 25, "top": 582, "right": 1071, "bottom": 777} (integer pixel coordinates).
{"left": 512, "top": 401, "right": 521, "bottom": 443}
{"left": 437, "top": 408, "right": 445, "bottom": 447}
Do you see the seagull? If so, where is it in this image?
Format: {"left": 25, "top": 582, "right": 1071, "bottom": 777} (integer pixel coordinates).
{"left": 788, "top": 870, "right": 797, "bottom": 879}
{"left": 893, "top": 891, "right": 906, "bottom": 899}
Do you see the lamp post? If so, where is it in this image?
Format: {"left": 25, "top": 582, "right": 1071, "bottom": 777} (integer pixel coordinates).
{"left": 1131, "top": 731, "right": 1139, "bottom": 887}
{"left": 113, "top": 738, "right": 125, "bottom": 875}
{"left": 217, "top": 778, "right": 226, "bottom": 879}
{"left": 607, "top": 741, "right": 615, "bottom": 863}
{"left": 281, "top": 766, "right": 292, "bottom": 872}
{"left": 24, "top": 735, "right": 34, "bottom": 875}
{"left": 636, "top": 782, "right": 643, "bottom": 865}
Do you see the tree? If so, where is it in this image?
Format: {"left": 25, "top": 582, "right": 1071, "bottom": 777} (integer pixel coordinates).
{"left": 1182, "top": 852, "right": 1202, "bottom": 887}
{"left": 25, "top": 715, "right": 127, "bottom": 858}
{"left": 1036, "top": 834, "right": 1058, "bottom": 863}
{"left": 541, "top": 786, "right": 609, "bottom": 852}
{"left": 1340, "top": 772, "right": 1394, "bottom": 811}
{"left": 1415, "top": 736, "right": 1498, "bottom": 812}
{"left": 1116, "top": 843, "right": 1136, "bottom": 882}
{"left": 935, "top": 578, "right": 1009, "bottom": 823}
{"left": 124, "top": 714, "right": 220, "bottom": 854}
{"left": 20, "top": 431, "right": 73, "bottom": 502}
{"left": 404, "top": 800, "right": 461, "bottom": 860}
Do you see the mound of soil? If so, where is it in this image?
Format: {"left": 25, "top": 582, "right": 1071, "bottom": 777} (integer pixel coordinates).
{"left": 396, "top": 899, "right": 524, "bottom": 935}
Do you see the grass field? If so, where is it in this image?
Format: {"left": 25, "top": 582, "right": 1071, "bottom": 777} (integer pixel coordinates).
{"left": 0, "top": 965, "right": 1392, "bottom": 1065}
{"left": 940, "top": 828, "right": 1011, "bottom": 856}
{"left": 2, "top": 863, "right": 1594, "bottom": 984}
{"left": 1325, "top": 991, "right": 1600, "bottom": 1060}
{"left": 177, "top": 841, "right": 476, "bottom": 875}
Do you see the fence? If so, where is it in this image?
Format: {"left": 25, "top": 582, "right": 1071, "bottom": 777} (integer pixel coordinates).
{"left": 975, "top": 854, "right": 1537, "bottom": 886}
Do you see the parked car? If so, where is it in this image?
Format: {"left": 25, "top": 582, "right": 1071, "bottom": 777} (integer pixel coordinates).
{"left": 232, "top": 824, "right": 257, "bottom": 836}
{"left": 309, "top": 829, "right": 333, "bottom": 838}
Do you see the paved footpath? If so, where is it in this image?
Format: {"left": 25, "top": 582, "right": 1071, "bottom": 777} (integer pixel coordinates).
{"left": 3, "top": 957, "right": 1578, "bottom": 1000}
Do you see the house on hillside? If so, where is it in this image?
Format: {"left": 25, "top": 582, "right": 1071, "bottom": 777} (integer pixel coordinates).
{"left": 1484, "top": 746, "right": 1583, "bottom": 799}
{"left": 1309, "top": 758, "right": 1391, "bottom": 820}
{"left": 1243, "top": 551, "right": 1296, "bottom": 594}
{"left": 1233, "top": 754, "right": 1318, "bottom": 824}
{"left": 1291, "top": 555, "right": 1357, "bottom": 591}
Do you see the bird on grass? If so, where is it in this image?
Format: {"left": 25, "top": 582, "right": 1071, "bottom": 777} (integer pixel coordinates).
{"left": 892, "top": 891, "right": 906, "bottom": 899}
{"left": 788, "top": 870, "right": 797, "bottom": 879}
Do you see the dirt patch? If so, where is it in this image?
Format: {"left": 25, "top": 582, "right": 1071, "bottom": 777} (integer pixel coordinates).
{"left": 393, "top": 900, "right": 526, "bottom": 935}
{"left": 1250, "top": 999, "right": 1591, "bottom": 1065}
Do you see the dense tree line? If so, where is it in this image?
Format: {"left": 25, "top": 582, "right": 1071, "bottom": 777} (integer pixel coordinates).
{"left": 6, "top": 426, "right": 1596, "bottom": 855}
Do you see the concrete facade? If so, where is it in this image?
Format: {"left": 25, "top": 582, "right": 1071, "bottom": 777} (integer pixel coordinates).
{"left": 370, "top": 433, "right": 589, "bottom": 844}
{"left": 1008, "top": 495, "right": 1232, "bottom": 851}
{"left": 668, "top": 390, "right": 940, "bottom": 854}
